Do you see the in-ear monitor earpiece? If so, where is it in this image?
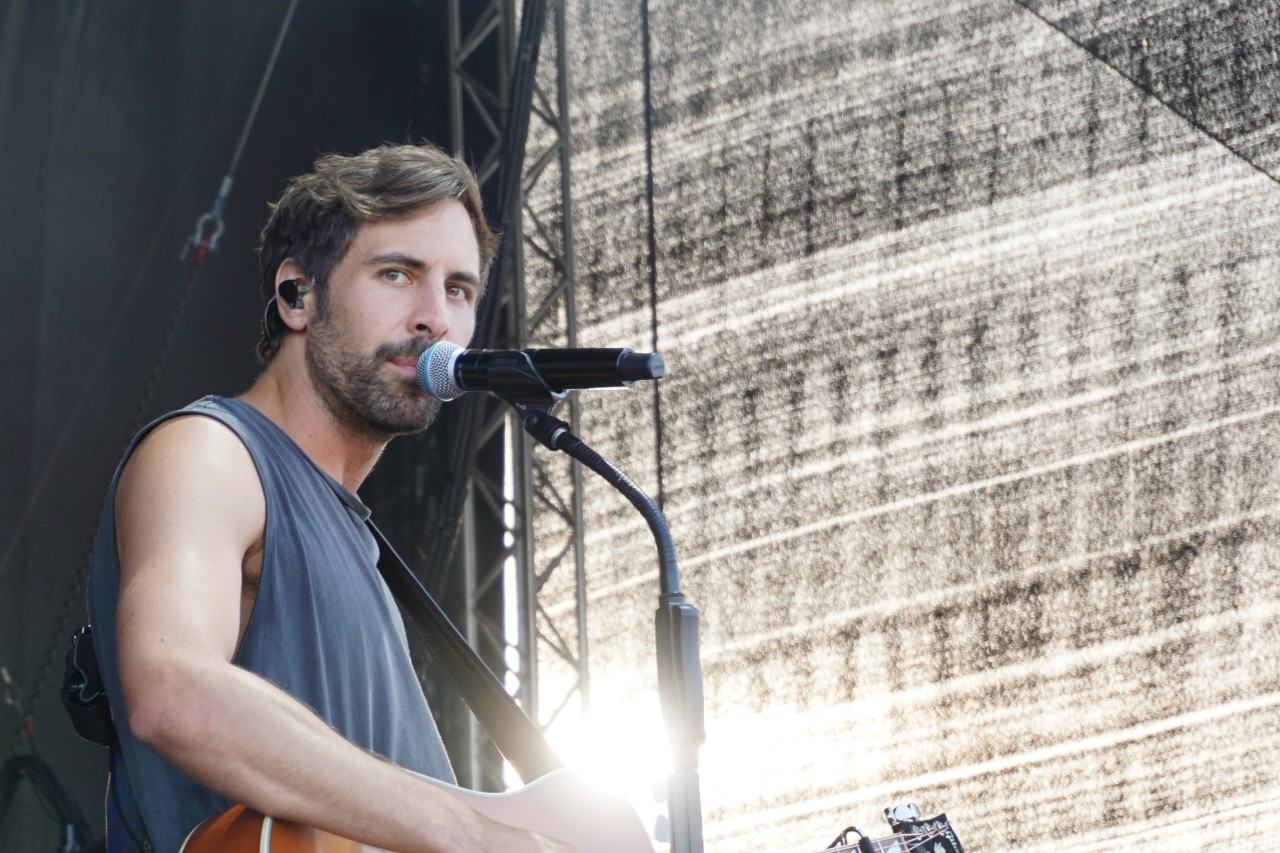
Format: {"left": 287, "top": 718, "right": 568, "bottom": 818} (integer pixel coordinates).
{"left": 278, "top": 279, "right": 312, "bottom": 310}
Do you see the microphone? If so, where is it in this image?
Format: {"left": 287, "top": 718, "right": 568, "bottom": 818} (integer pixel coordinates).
{"left": 417, "top": 341, "right": 665, "bottom": 402}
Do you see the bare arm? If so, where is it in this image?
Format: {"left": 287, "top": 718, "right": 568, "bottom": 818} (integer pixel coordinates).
{"left": 115, "top": 415, "right": 569, "bottom": 852}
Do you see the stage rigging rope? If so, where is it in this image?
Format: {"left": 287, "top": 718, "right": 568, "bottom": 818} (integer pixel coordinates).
{"left": 1008, "top": 0, "right": 1280, "bottom": 190}
{"left": 639, "top": 0, "right": 667, "bottom": 512}
{"left": 3, "top": 0, "right": 299, "bottom": 758}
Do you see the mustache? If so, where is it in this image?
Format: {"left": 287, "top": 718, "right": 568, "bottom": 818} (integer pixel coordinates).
{"left": 375, "top": 336, "right": 433, "bottom": 362}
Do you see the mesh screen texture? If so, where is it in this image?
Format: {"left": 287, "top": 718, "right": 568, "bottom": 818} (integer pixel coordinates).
{"left": 525, "top": 1, "right": 1280, "bottom": 850}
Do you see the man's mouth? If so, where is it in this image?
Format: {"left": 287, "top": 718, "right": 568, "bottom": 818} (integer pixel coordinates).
{"left": 388, "top": 357, "right": 419, "bottom": 378}
{"left": 378, "top": 338, "right": 431, "bottom": 384}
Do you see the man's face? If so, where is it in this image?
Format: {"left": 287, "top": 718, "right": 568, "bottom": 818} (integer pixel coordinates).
{"left": 305, "top": 200, "right": 482, "bottom": 439}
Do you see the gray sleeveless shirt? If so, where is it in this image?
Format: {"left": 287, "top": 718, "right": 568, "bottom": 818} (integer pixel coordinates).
{"left": 86, "top": 396, "right": 453, "bottom": 852}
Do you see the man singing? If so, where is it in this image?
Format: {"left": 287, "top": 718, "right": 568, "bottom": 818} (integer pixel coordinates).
{"left": 87, "top": 143, "right": 573, "bottom": 852}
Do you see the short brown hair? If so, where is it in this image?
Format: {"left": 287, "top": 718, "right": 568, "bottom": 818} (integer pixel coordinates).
{"left": 255, "top": 142, "right": 498, "bottom": 362}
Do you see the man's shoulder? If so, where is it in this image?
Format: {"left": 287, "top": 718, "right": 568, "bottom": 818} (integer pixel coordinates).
{"left": 119, "top": 408, "right": 263, "bottom": 508}
{"left": 138, "top": 404, "right": 250, "bottom": 455}
{"left": 112, "top": 402, "right": 268, "bottom": 576}
{"left": 129, "top": 397, "right": 268, "bottom": 462}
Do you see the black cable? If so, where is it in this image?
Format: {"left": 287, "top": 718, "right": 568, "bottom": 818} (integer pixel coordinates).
{"left": 639, "top": 0, "right": 668, "bottom": 512}
{"left": 1008, "top": 0, "right": 1280, "bottom": 189}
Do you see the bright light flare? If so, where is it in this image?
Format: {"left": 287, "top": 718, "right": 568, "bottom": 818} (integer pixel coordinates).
{"left": 540, "top": 695, "right": 672, "bottom": 842}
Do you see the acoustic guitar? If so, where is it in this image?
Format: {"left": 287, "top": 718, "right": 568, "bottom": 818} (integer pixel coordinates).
{"left": 179, "top": 768, "right": 654, "bottom": 852}
{"left": 180, "top": 771, "right": 964, "bottom": 853}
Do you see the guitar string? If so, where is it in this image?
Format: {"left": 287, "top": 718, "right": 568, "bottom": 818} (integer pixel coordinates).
{"left": 824, "top": 826, "right": 952, "bottom": 853}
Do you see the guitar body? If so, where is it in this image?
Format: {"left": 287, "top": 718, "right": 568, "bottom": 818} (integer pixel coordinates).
{"left": 179, "top": 768, "right": 654, "bottom": 853}
{"left": 182, "top": 804, "right": 371, "bottom": 852}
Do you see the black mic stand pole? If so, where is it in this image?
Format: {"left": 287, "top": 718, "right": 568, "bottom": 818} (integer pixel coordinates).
{"left": 491, "top": 372, "right": 705, "bottom": 853}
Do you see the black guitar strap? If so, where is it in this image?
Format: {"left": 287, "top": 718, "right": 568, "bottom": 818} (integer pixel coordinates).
{"left": 365, "top": 519, "right": 565, "bottom": 783}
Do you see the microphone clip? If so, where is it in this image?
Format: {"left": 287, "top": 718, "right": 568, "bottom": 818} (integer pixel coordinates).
{"left": 481, "top": 351, "right": 567, "bottom": 407}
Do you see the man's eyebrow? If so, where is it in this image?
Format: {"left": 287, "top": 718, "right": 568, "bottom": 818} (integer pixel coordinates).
{"left": 365, "top": 252, "right": 427, "bottom": 271}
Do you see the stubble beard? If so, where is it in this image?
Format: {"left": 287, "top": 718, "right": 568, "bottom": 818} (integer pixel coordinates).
{"left": 305, "top": 312, "right": 442, "bottom": 441}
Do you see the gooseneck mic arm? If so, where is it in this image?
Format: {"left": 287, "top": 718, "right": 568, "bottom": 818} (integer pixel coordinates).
{"left": 519, "top": 404, "right": 706, "bottom": 853}
{"left": 418, "top": 345, "right": 705, "bottom": 853}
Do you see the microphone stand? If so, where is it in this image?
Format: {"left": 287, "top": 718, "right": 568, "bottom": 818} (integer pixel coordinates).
{"left": 490, "top": 368, "right": 705, "bottom": 853}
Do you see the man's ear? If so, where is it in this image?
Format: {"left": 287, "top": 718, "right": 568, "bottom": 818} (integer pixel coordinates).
{"left": 274, "top": 259, "right": 310, "bottom": 331}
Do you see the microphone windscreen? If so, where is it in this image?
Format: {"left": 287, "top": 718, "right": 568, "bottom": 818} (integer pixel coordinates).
{"left": 417, "top": 341, "right": 465, "bottom": 401}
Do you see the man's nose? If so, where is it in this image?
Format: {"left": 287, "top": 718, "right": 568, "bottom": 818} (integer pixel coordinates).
{"left": 411, "top": 280, "right": 450, "bottom": 340}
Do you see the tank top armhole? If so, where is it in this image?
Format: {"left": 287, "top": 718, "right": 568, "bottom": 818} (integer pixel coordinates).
{"left": 139, "top": 404, "right": 274, "bottom": 664}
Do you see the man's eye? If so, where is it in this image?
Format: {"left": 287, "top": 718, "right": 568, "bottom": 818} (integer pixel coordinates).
{"left": 447, "top": 284, "right": 472, "bottom": 301}
{"left": 383, "top": 269, "right": 407, "bottom": 283}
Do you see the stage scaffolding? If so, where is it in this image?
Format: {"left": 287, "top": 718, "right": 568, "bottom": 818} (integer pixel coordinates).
{"left": 443, "top": 0, "right": 587, "bottom": 789}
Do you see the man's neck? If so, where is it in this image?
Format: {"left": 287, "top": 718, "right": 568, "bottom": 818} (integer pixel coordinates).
{"left": 238, "top": 360, "right": 387, "bottom": 494}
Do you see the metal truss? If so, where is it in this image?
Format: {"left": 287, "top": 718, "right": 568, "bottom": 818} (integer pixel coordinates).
{"left": 444, "top": 0, "right": 586, "bottom": 789}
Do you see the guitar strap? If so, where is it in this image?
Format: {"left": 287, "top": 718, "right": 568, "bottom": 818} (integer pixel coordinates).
{"left": 365, "top": 519, "right": 565, "bottom": 783}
